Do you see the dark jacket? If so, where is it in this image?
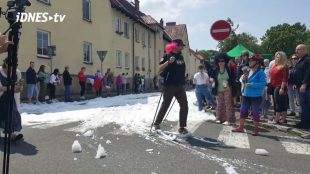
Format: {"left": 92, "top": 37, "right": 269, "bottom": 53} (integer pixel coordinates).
{"left": 212, "top": 52, "right": 236, "bottom": 95}
{"left": 63, "top": 70, "right": 72, "bottom": 86}
{"left": 159, "top": 53, "right": 186, "bottom": 86}
{"left": 212, "top": 65, "right": 235, "bottom": 95}
{"left": 293, "top": 54, "right": 310, "bottom": 90}
{"left": 26, "top": 67, "right": 37, "bottom": 84}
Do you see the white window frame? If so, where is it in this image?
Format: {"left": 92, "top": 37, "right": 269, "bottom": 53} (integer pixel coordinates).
{"left": 37, "top": 30, "right": 51, "bottom": 58}
{"left": 124, "top": 22, "right": 129, "bottom": 38}
{"left": 83, "top": 42, "right": 92, "bottom": 63}
{"left": 125, "top": 53, "right": 130, "bottom": 68}
{"left": 148, "top": 33, "right": 151, "bottom": 48}
{"left": 115, "top": 17, "right": 122, "bottom": 33}
{"left": 142, "top": 31, "right": 146, "bottom": 46}
{"left": 83, "top": 0, "right": 91, "bottom": 21}
{"left": 38, "top": 0, "right": 50, "bottom": 5}
{"left": 116, "top": 50, "right": 122, "bottom": 68}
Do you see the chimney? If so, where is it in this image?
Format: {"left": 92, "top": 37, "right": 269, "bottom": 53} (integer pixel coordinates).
{"left": 166, "top": 22, "right": 176, "bottom": 26}
{"left": 134, "top": 0, "right": 140, "bottom": 10}
{"left": 160, "top": 18, "right": 164, "bottom": 27}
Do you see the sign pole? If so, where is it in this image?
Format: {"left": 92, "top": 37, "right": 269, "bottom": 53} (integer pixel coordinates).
{"left": 97, "top": 51, "right": 108, "bottom": 73}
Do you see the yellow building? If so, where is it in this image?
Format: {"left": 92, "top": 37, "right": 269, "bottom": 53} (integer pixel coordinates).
{"left": 0, "top": 0, "right": 172, "bottom": 92}
{"left": 189, "top": 49, "right": 204, "bottom": 78}
{"left": 164, "top": 22, "right": 193, "bottom": 77}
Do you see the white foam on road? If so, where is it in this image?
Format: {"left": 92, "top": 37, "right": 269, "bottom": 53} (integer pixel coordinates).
{"left": 223, "top": 163, "right": 239, "bottom": 174}
{"left": 20, "top": 91, "right": 215, "bottom": 135}
{"left": 281, "top": 139, "right": 310, "bottom": 155}
{"left": 218, "top": 126, "right": 250, "bottom": 149}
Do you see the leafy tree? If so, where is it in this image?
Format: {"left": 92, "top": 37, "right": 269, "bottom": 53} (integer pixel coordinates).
{"left": 217, "top": 32, "right": 261, "bottom": 53}
{"left": 261, "top": 23, "right": 310, "bottom": 56}
{"left": 198, "top": 50, "right": 218, "bottom": 62}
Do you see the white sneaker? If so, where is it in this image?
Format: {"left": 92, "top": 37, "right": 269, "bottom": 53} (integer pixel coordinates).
{"left": 222, "top": 121, "right": 229, "bottom": 125}
{"left": 215, "top": 120, "right": 221, "bottom": 124}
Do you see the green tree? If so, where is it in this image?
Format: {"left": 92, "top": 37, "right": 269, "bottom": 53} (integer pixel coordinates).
{"left": 261, "top": 23, "right": 310, "bottom": 56}
{"left": 198, "top": 50, "right": 218, "bottom": 62}
{"left": 218, "top": 32, "right": 261, "bottom": 53}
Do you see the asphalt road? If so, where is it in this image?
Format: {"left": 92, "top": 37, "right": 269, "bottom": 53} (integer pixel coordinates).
{"left": 1, "top": 120, "right": 310, "bottom": 174}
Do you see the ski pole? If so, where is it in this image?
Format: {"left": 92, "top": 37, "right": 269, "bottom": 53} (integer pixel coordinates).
{"left": 163, "top": 98, "right": 176, "bottom": 122}
{"left": 150, "top": 92, "right": 163, "bottom": 132}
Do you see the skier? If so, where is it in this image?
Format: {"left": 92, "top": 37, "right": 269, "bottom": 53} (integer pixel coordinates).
{"left": 153, "top": 39, "right": 189, "bottom": 135}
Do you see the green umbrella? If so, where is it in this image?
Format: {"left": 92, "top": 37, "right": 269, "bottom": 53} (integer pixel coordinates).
{"left": 227, "top": 44, "right": 254, "bottom": 58}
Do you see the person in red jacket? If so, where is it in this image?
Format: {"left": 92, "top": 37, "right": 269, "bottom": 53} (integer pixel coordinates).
{"left": 94, "top": 70, "right": 103, "bottom": 97}
{"left": 115, "top": 74, "right": 123, "bottom": 95}
{"left": 269, "top": 51, "right": 289, "bottom": 124}
{"left": 78, "top": 67, "right": 87, "bottom": 99}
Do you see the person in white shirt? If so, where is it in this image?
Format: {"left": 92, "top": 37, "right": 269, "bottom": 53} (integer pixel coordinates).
{"left": 48, "top": 69, "right": 60, "bottom": 101}
{"left": 262, "top": 59, "right": 271, "bottom": 118}
{"left": 193, "top": 65, "right": 214, "bottom": 111}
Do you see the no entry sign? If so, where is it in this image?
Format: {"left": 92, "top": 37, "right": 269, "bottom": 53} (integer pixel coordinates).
{"left": 210, "top": 20, "right": 232, "bottom": 41}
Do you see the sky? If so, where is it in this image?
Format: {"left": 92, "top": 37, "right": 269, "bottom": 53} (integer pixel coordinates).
{"left": 139, "top": 0, "right": 310, "bottom": 51}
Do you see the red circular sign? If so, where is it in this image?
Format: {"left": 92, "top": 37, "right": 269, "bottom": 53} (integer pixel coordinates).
{"left": 210, "top": 20, "right": 232, "bottom": 41}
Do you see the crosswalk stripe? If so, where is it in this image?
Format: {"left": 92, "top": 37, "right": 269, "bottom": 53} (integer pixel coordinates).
{"left": 218, "top": 126, "right": 250, "bottom": 149}
{"left": 170, "top": 121, "right": 310, "bottom": 155}
{"left": 171, "top": 121, "right": 204, "bottom": 133}
{"left": 281, "top": 139, "right": 310, "bottom": 155}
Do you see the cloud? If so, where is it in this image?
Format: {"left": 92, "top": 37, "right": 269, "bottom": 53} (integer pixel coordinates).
{"left": 140, "top": 0, "right": 218, "bottom": 21}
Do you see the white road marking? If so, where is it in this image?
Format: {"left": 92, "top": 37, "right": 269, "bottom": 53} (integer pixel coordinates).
{"left": 218, "top": 126, "right": 250, "bottom": 149}
{"left": 171, "top": 121, "right": 204, "bottom": 133}
{"left": 281, "top": 139, "right": 310, "bottom": 155}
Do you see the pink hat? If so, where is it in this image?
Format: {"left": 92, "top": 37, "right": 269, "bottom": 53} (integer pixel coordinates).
{"left": 165, "top": 42, "right": 177, "bottom": 54}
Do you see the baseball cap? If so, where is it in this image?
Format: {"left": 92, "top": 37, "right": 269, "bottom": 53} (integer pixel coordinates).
{"left": 172, "top": 39, "right": 185, "bottom": 46}
{"left": 249, "top": 54, "right": 262, "bottom": 62}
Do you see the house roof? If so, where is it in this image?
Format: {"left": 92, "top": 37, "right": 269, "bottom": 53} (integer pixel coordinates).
{"left": 110, "top": 0, "right": 172, "bottom": 41}
{"left": 110, "top": 0, "right": 155, "bottom": 31}
{"left": 141, "top": 15, "right": 158, "bottom": 25}
{"left": 164, "top": 24, "right": 187, "bottom": 40}
{"left": 190, "top": 49, "right": 204, "bottom": 60}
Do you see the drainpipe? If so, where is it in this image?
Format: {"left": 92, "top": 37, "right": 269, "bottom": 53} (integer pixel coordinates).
{"left": 132, "top": 22, "right": 136, "bottom": 92}
{"left": 153, "top": 31, "right": 156, "bottom": 78}
{"left": 147, "top": 31, "right": 151, "bottom": 90}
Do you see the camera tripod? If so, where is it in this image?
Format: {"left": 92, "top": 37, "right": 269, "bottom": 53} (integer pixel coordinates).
{"left": 0, "top": 1, "right": 31, "bottom": 174}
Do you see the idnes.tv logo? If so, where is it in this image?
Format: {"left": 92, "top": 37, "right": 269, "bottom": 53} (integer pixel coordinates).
{"left": 16, "top": 12, "right": 66, "bottom": 23}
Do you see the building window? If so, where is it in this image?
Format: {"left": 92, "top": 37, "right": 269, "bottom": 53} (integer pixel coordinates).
{"left": 148, "top": 34, "right": 151, "bottom": 48}
{"left": 37, "top": 0, "right": 50, "bottom": 5}
{"left": 159, "top": 31, "right": 163, "bottom": 39}
{"left": 116, "top": 50, "right": 122, "bottom": 68}
{"left": 141, "top": 57, "right": 146, "bottom": 71}
{"left": 124, "top": 22, "right": 129, "bottom": 38}
{"left": 135, "top": 56, "right": 140, "bottom": 70}
{"left": 115, "top": 18, "right": 122, "bottom": 34}
{"left": 142, "top": 31, "right": 146, "bottom": 46}
{"left": 83, "top": 0, "right": 91, "bottom": 21}
{"left": 83, "top": 42, "right": 92, "bottom": 63}
{"left": 37, "top": 30, "right": 50, "bottom": 57}
{"left": 135, "top": 28, "right": 140, "bottom": 43}
{"left": 125, "top": 53, "right": 130, "bottom": 68}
